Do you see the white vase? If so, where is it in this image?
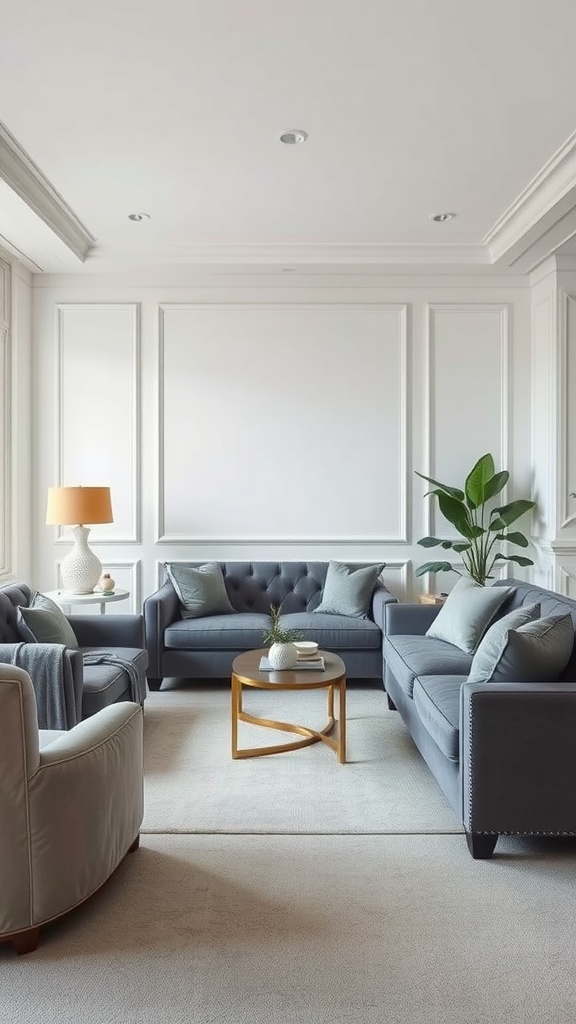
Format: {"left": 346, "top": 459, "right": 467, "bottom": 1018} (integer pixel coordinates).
{"left": 60, "top": 525, "right": 103, "bottom": 594}
{"left": 268, "top": 642, "right": 298, "bottom": 670}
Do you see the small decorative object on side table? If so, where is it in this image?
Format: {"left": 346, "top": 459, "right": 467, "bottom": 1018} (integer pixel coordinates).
{"left": 418, "top": 593, "right": 447, "bottom": 605}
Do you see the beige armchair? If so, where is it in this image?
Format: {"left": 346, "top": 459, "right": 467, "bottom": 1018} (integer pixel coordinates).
{"left": 0, "top": 664, "right": 143, "bottom": 954}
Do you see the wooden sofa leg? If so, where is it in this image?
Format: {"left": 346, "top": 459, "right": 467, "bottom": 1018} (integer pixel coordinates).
{"left": 10, "top": 926, "right": 41, "bottom": 955}
{"left": 147, "top": 678, "right": 162, "bottom": 691}
{"left": 465, "top": 831, "right": 498, "bottom": 859}
{"left": 386, "top": 694, "right": 397, "bottom": 711}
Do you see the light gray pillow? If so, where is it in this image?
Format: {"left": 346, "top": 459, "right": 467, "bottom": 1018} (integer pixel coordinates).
{"left": 467, "top": 603, "right": 541, "bottom": 683}
{"left": 165, "top": 562, "right": 236, "bottom": 619}
{"left": 425, "top": 576, "right": 514, "bottom": 655}
{"left": 313, "top": 561, "right": 385, "bottom": 619}
{"left": 17, "top": 591, "right": 78, "bottom": 648}
{"left": 470, "top": 612, "right": 574, "bottom": 684}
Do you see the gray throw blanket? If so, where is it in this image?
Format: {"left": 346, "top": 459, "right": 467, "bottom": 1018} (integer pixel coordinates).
{"left": 0, "top": 642, "right": 78, "bottom": 730}
{"left": 82, "top": 651, "right": 146, "bottom": 705}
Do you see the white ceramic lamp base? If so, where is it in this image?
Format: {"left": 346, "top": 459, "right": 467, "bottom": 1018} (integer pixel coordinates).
{"left": 60, "top": 525, "right": 103, "bottom": 594}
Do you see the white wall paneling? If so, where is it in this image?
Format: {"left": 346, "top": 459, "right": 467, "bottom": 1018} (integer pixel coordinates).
{"left": 55, "top": 558, "right": 141, "bottom": 613}
{"left": 158, "top": 304, "right": 408, "bottom": 544}
{"left": 0, "top": 256, "right": 10, "bottom": 576}
{"left": 558, "top": 292, "right": 576, "bottom": 531}
{"left": 423, "top": 303, "right": 510, "bottom": 541}
{"left": 55, "top": 304, "right": 140, "bottom": 543}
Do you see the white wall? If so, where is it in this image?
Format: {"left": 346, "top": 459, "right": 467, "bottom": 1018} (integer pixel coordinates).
{"left": 30, "top": 268, "right": 532, "bottom": 607}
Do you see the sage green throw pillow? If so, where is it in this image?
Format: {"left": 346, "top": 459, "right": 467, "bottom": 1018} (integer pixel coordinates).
{"left": 425, "top": 576, "right": 513, "bottom": 655}
{"left": 17, "top": 591, "right": 78, "bottom": 648}
{"left": 467, "top": 603, "right": 541, "bottom": 683}
{"left": 313, "top": 561, "right": 385, "bottom": 619}
{"left": 165, "top": 562, "right": 236, "bottom": 619}
{"left": 469, "top": 612, "right": 574, "bottom": 684}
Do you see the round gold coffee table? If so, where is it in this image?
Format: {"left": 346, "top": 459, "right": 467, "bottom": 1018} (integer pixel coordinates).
{"left": 231, "top": 649, "right": 347, "bottom": 763}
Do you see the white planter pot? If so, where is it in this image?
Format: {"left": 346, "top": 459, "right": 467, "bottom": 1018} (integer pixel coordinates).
{"left": 268, "top": 642, "right": 298, "bottom": 670}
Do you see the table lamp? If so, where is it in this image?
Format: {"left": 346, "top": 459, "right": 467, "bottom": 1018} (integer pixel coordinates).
{"left": 46, "top": 486, "right": 113, "bottom": 594}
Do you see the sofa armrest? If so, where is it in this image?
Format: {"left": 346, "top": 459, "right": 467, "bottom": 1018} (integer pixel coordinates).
{"left": 370, "top": 585, "right": 398, "bottom": 630}
{"left": 384, "top": 603, "right": 441, "bottom": 635}
{"left": 460, "top": 680, "right": 576, "bottom": 835}
{"left": 143, "top": 581, "right": 179, "bottom": 677}
{"left": 69, "top": 614, "right": 145, "bottom": 648}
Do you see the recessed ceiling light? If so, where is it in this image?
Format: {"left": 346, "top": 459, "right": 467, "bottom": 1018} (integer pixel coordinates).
{"left": 430, "top": 212, "right": 456, "bottom": 222}
{"left": 279, "top": 129, "right": 308, "bottom": 145}
{"left": 127, "top": 212, "right": 150, "bottom": 222}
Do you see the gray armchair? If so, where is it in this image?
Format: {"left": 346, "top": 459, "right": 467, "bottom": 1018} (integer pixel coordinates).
{"left": 0, "top": 583, "right": 148, "bottom": 728}
{"left": 0, "top": 664, "right": 143, "bottom": 954}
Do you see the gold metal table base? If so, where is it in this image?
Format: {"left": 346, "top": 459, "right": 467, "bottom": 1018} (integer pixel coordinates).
{"left": 231, "top": 663, "right": 346, "bottom": 762}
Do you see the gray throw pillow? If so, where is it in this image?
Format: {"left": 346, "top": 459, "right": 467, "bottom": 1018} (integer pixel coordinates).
{"left": 467, "top": 603, "right": 541, "bottom": 683}
{"left": 313, "top": 561, "right": 385, "bottom": 619}
{"left": 425, "top": 576, "right": 514, "bottom": 655}
{"left": 17, "top": 591, "right": 78, "bottom": 648}
{"left": 470, "top": 612, "right": 574, "bottom": 684}
{"left": 165, "top": 562, "right": 236, "bottom": 619}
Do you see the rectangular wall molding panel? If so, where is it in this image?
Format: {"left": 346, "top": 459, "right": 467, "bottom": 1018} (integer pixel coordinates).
{"left": 157, "top": 304, "right": 408, "bottom": 544}
{"left": 423, "top": 303, "right": 510, "bottom": 541}
{"left": 55, "top": 304, "right": 141, "bottom": 543}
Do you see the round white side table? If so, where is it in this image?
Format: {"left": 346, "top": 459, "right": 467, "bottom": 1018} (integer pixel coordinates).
{"left": 43, "top": 588, "right": 130, "bottom": 615}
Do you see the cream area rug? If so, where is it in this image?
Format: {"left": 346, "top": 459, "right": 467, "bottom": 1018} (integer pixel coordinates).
{"left": 142, "top": 684, "right": 462, "bottom": 835}
{"left": 3, "top": 833, "right": 576, "bottom": 1024}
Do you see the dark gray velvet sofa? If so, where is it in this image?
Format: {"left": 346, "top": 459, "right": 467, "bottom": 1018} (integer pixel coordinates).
{"left": 144, "top": 561, "right": 397, "bottom": 689}
{"left": 0, "top": 582, "right": 148, "bottom": 729}
{"left": 384, "top": 579, "right": 576, "bottom": 859}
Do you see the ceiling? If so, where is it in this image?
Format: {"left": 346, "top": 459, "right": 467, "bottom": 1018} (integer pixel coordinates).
{"left": 2, "top": 0, "right": 576, "bottom": 274}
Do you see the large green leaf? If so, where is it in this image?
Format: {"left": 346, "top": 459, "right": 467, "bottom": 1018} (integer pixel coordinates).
{"left": 415, "top": 471, "right": 464, "bottom": 502}
{"left": 482, "top": 471, "right": 509, "bottom": 502}
{"left": 493, "top": 553, "right": 534, "bottom": 567}
{"left": 452, "top": 542, "right": 472, "bottom": 552}
{"left": 437, "top": 492, "right": 472, "bottom": 536}
{"left": 490, "top": 499, "right": 536, "bottom": 530}
{"left": 465, "top": 453, "right": 495, "bottom": 509}
{"left": 414, "top": 561, "right": 457, "bottom": 577}
{"left": 417, "top": 536, "right": 445, "bottom": 548}
{"left": 494, "top": 531, "right": 529, "bottom": 547}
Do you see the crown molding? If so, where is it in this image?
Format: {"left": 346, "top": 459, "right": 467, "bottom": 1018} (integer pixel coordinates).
{"left": 87, "top": 240, "right": 490, "bottom": 268}
{"left": 484, "top": 129, "right": 576, "bottom": 271}
{"left": 0, "top": 120, "right": 95, "bottom": 263}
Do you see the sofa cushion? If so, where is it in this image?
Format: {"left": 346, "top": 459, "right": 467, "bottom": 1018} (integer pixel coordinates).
{"left": 384, "top": 635, "right": 473, "bottom": 698}
{"left": 164, "top": 613, "right": 271, "bottom": 651}
{"left": 413, "top": 675, "right": 466, "bottom": 762}
{"left": 281, "top": 612, "right": 381, "bottom": 650}
{"left": 469, "top": 612, "right": 574, "bottom": 684}
{"left": 80, "top": 647, "right": 148, "bottom": 717}
{"left": 165, "top": 561, "right": 236, "bottom": 619}
{"left": 467, "top": 603, "right": 541, "bottom": 683}
{"left": 313, "top": 561, "right": 384, "bottom": 618}
{"left": 425, "top": 577, "right": 513, "bottom": 654}
{"left": 17, "top": 592, "right": 79, "bottom": 648}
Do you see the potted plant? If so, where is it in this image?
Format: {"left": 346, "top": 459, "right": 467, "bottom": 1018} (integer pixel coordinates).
{"left": 415, "top": 452, "right": 536, "bottom": 586}
{"left": 263, "top": 605, "right": 303, "bottom": 669}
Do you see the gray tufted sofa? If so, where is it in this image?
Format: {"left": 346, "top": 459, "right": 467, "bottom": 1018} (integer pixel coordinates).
{"left": 0, "top": 582, "right": 148, "bottom": 729}
{"left": 384, "top": 579, "right": 576, "bottom": 859}
{"left": 144, "top": 561, "right": 397, "bottom": 689}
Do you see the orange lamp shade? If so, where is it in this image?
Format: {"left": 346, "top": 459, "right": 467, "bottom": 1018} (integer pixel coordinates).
{"left": 46, "top": 486, "right": 113, "bottom": 526}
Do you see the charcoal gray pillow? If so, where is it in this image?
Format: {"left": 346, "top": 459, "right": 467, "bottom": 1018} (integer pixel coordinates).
{"left": 425, "top": 576, "right": 514, "bottom": 655}
{"left": 17, "top": 591, "right": 78, "bottom": 648}
{"left": 165, "top": 562, "right": 236, "bottom": 619}
{"left": 469, "top": 612, "right": 574, "bottom": 684}
{"left": 313, "top": 561, "right": 385, "bottom": 618}
{"left": 467, "top": 603, "right": 541, "bottom": 683}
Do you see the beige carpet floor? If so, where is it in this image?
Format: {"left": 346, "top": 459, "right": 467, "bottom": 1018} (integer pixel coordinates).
{"left": 142, "top": 685, "right": 462, "bottom": 834}
{"left": 3, "top": 832, "right": 576, "bottom": 1023}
